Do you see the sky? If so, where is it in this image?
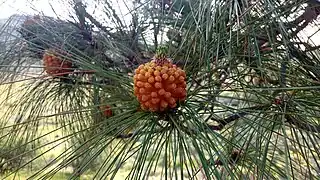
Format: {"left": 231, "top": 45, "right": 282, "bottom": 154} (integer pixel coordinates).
{"left": 0, "top": 0, "right": 69, "bottom": 19}
{"left": 0, "top": 0, "right": 318, "bottom": 45}
{"left": 0, "top": 0, "right": 132, "bottom": 23}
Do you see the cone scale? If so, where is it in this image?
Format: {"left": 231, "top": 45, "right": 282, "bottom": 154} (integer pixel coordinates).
{"left": 133, "top": 47, "right": 187, "bottom": 112}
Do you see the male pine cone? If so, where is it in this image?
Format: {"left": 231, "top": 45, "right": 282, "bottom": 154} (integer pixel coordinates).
{"left": 43, "top": 49, "right": 73, "bottom": 76}
{"left": 133, "top": 48, "right": 187, "bottom": 112}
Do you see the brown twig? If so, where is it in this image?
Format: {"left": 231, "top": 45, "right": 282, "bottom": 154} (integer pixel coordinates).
{"left": 290, "top": 1, "right": 320, "bottom": 37}
{"left": 209, "top": 104, "right": 270, "bottom": 131}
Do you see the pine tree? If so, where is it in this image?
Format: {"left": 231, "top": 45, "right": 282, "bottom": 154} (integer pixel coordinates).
{"left": 0, "top": 0, "right": 320, "bottom": 179}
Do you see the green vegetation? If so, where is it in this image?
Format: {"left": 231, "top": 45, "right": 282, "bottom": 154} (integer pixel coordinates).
{"left": 0, "top": 0, "right": 320, "bottom": 179}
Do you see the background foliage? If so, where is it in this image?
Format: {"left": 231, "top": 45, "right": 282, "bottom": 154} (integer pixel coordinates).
{"left": 0, "top": 0, "right": 320, "bottom": 179}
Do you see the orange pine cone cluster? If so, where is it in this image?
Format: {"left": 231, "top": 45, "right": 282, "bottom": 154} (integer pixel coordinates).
{"left": 134, "top": 59, "right": 187, "bottom": 112}
{"left": 100, "top": 105, "right": 113, "bottom": 117}
{"left": 43, "top": 50, "right": 73, "bottom": 76}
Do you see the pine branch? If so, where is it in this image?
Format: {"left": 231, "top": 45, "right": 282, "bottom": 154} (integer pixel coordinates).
{"left": 79, "top": 5, "right": 145, "bottom": 71}
{"left": 304, "top": 45, "right": 320, "bottom": 52}
{"left": 285, "top": 114, "right": 320, "bottom": 133}
{"left": 84, "top": 11, "right": 112, "bottom": 36}
{"left": 73, "top": 0, "right": 86, "bottom": 30}
{"left": 209, "top": 112, "right": 248, "bottom": 131}
{"left": 209, "top": 104, "right": 271, "bottom": 131}
{"left": 214, "top": 150, "right": 243, "bottom": 166}
{"left": 251, "top": 0, "right": 320, "bottom": 53}
{"left": 290, "top": 0, "right": 320, "bottom": 37}
{"left": 115, "top": 132, "right": 134, "bottom": 139}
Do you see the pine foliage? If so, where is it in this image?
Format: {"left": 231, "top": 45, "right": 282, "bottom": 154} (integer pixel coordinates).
{"left": 0, "top": 0, "right": 320, "bottom": 179}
